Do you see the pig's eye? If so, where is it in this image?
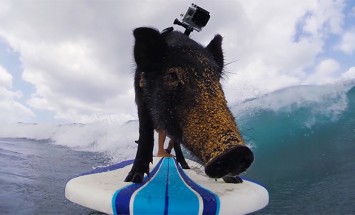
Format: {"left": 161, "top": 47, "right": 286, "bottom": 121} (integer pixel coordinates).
{"left": 164, "top": 71, "right": 179, "bottom": 82}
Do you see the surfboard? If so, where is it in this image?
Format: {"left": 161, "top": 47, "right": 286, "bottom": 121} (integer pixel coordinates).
{"left": 65, "top": 157, "right": 268, "bottom": 214}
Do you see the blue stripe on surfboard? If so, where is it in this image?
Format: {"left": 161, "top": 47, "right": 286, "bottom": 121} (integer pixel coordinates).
{"left": 132, "top": 158, "right": 168, "bottom": 214}
{"left": 78, "top": 159, "right": 134, "bottom": 177}
{"left": 112, "top": 158, "right": 164, "bottom": 215}
{"left": 164, "top": 159, "right": 170, "bottom": 215}
{"left": 176, "top": 161, "right": 220, "bottom": 215}
{"left": 112, "top": 157, "right": 220, "bottom": 215}
{"left": 166, "top": 158, "right": 199, "bottom": 214}
{"left": 133, "top": 158, "right": 199, "bottom": 215}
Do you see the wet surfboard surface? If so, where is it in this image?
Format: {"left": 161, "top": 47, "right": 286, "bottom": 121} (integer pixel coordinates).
{"left": 65, "top": 157, "right": 269, "bottom": 214}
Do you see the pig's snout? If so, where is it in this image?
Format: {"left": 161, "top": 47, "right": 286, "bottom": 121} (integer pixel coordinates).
{"left": 205, "top": 145, "right": 254, "bottom": 178}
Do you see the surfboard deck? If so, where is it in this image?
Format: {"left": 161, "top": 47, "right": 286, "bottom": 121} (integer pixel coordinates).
{"left": 65, "top": 157, "right": 268, "bottom": 214}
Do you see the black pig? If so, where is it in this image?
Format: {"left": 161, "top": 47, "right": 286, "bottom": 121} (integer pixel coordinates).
{"left": 125, "top": 27, "right": 254, "bottom": 183}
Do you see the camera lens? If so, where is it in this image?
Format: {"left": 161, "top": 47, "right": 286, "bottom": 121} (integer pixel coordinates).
{"left": 192, "top": 9, "right": 210, "bottom": 27}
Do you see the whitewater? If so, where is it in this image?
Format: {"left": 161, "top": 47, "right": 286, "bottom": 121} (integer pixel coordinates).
{"left": 1, "top": 80, "right": 355, "bottom": 214}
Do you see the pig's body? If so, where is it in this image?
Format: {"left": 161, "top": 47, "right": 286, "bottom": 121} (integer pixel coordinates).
{"left": 125, "top": 27, "right": 253, "bottom": 183}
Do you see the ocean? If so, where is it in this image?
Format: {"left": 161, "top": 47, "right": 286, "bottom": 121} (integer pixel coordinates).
{"left": 1, "top": 80, "right": 355, "bottom": 214}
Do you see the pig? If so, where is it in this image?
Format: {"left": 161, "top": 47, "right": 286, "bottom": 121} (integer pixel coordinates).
{"left": 125, "top": 27, "right": 254, "bottom": 183}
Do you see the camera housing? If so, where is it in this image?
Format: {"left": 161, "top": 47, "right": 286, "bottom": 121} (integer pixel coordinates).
{"left": 182, "top": 4, "right": 210, "bottom": 32}
{"left": 173, "top": 4, "right": 210, "bottom": 36}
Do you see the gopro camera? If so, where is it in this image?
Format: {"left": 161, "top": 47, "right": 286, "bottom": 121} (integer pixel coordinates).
{"left": 174, "top": 4, "right": 210, "bottom": 36}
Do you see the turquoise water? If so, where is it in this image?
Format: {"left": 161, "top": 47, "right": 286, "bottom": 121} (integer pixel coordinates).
{"left": 0, "top": 81, "right": 354, "bottom": 214}
{"left": 237, "top": 83, "right": 355, "bottom": 214}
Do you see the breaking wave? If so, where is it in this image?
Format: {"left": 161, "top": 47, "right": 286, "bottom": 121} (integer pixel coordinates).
{"left": 1, "top": 80, "right": 354, "bottom": 163}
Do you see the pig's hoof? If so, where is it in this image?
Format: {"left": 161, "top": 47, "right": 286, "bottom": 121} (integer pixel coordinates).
{"left": 222, "top": 175, "right": 243, "bottom": 184}
{"left": 205, "top": 145, "right": 254, "bottom": 178}
{"left": 179, "top": 161, "right": 190, "bottom": 169}
{"left": 124, "top": 171, "right": 134, "bottom": 182}
{"left": 124, "top": 171, "right": 144, "bottom": 183}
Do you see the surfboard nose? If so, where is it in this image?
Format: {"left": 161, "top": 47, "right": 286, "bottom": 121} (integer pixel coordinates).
{"left": 204, "top": 144, "right": 254, "bottom": 178}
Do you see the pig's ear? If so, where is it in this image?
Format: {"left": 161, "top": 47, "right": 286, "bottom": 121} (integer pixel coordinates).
{"left": 206, "top": 34, "right": 224, "bottom": 70}
{"left": 133, "top": 27, "right": 167, "bottom": 71}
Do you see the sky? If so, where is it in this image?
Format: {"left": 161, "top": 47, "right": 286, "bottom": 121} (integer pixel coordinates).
{"left": 0, "top": 0, "right": 354, "bottom": 124}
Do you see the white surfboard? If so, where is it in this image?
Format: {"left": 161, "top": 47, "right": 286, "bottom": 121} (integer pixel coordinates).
{"left": 65, "top": 157, "right": 268, "bottom": 214}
